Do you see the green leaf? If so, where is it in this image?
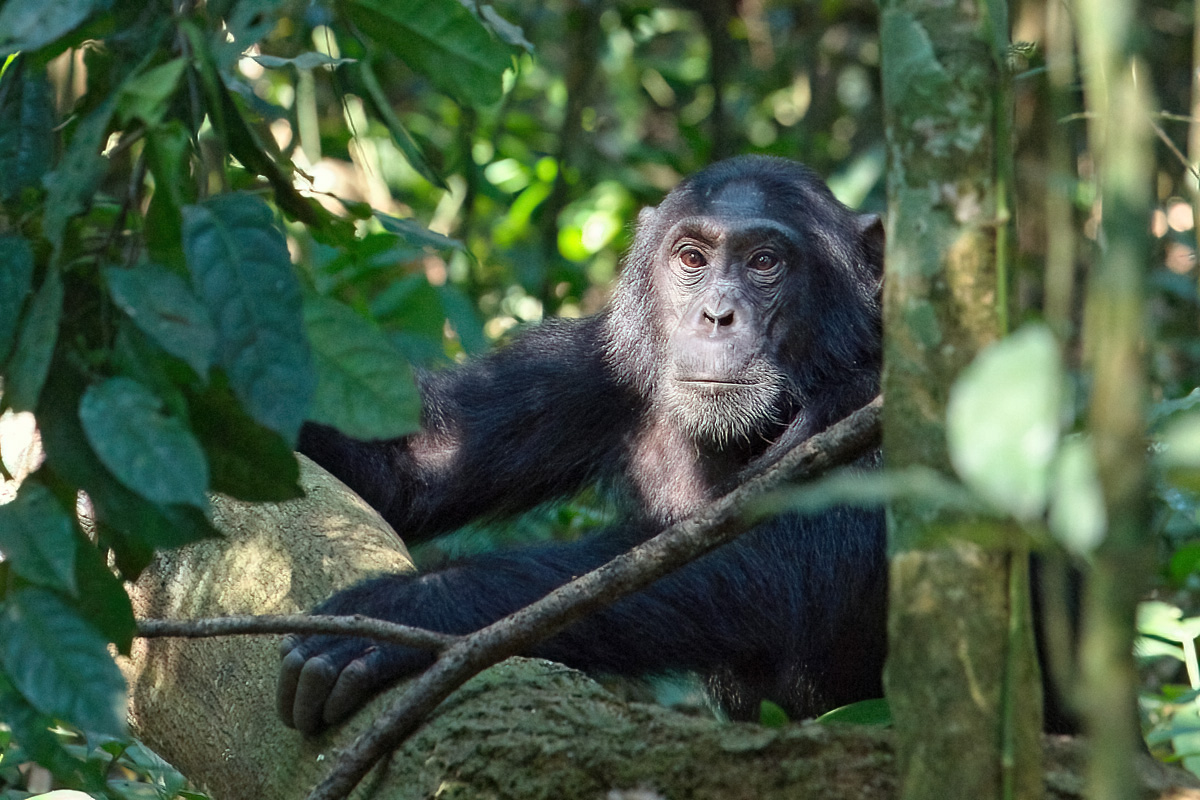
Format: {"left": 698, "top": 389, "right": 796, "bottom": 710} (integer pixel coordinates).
{"left": 254, "top": 52, "right": 356, "bottom": 70}
{"left": 0, "top": 675, "right": 80, "bottom": 778}
{"left": 343, "top": 0, "right": 516, "bottom": 107}
{"left": 1160, "top": 411, "right": 1200, "bottom": 493}
{"left": 73, "top": 543, "right": 136, "bottom": 655}
{"left": 358, "top": 61, "right": 446, "bottom": 189}
{"left": 0, "top": 482, "right": 77, "bottom": 593}
{"left": 103, "top": 265, "right": 216, "bottom": 378}
{"left": 376, "top": 212, "right": 464, "bottom": 251}
{"left": 946, "top": 324, "right": 1064, "bottom": 519}
{"left": 144, "top": 121, "right": 194, "bottom": 268}
{"left": 188, "top": 379, "right": 303, "bottom": 502}
{"left": 1047, "top": 435, "right": 1106, "bottom": 555}
{"left": 116, "top": 58, "right": 187, "bottom": 126}
{"left": 5, "top": 268, "right": 62, "bottom": 412}
{"left": 0, "top": 234, "right": 34, "bottom": 363}
{"left": 37, "top": 365, "right": 217, "bottom": 574}
{"left": 304, "top": 295, "right": 422, "bottom": 440}
{"left": 79, "top": 377, "right": 209, "bottom": 508}
{"left": 816, "top": 698, "right": 892, "bottom": 726}
{"left": 758, "top": 700, "right": 789, "bottom": 728}
{"left": 0, "top": 589, "right": 126, "bottom": 737}
{"left": 182, "top": 193, "right": 315, "bottom": 443}
{"left": 0, "top": 0, "right": 108, "bottom": 56}
{"left": 0, "top": 62, "right": 54, "bottom": 201}
{"left": 43, "top": 98, "right": 115, "bottom": 248}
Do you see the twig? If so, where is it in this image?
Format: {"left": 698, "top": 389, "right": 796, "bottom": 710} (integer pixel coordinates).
{"left": 136, "top": 614, "right": 459, "bottom": 651}
{"left": 304, "top": 395, "right": 883, "bottom": 800}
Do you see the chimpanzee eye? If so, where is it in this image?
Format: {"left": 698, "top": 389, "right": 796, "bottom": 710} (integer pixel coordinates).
{"left": 680, "top": 248, "right": 707, "bottom": 269}
{"left": 750, "top": 251, "right": 779, "bottom": 270}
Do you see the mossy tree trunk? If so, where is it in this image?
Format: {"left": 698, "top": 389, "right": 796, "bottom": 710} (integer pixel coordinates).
{"left": 878, "top": 1, "right": 1043, "bottom": 798}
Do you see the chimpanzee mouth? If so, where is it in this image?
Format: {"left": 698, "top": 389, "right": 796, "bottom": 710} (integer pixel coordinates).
{"left": 675, "top": 377, "right": 753, "bottom": 393}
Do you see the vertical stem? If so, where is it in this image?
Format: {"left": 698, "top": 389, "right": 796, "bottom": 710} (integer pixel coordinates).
{"left": 1043, "top": 0, "right": 1078, "bottom": 333}
{"left": 1075, "top": 0, "right": 1155, "bottom": 795}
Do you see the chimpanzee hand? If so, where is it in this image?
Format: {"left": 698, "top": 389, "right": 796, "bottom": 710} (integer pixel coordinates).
{"left": 277, "top": 574, "right": 437, "bottom": 735}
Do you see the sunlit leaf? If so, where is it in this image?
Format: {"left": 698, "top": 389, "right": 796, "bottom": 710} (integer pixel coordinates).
{"left": 816, "top": 698, "right": 892, "bottom": 726}
{"left": 254, "top": 52, "right": 356, "bottom": 70}
{"left": 343, "top": 0, "right": 516, "bottom": 107}
{"left": 79, "top": 377, "right": 209, "bottom": 508}
{"left": 1048, "top": 435, "right": 1106, "bottom": 555}
{"left": 0, "top": 588, "right": 127, "bottom": 737}
{"left": 946, "top": 324, "right": 1064, "bottom": 519}
{"left": 304, "top": 295, "right": 422, "bottom": 440}
{"left": 1160, "top": 412, "right": 1200, "bottom": 493}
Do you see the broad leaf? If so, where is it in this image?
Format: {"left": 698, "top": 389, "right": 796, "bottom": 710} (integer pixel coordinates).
{"left": 0, "top": 482, "right": 77, "bottom": 593}
{"left": 377, "top": 212, "right": 464, "bottom": 251}
{"left": 188, "top": 379, "right": 303, "bottom": 502}
{"left": 104, "top": 264, "right": 216, "bottom": 378}
{"left": 79, "top": 377, "right": 209, "bottom": 508}
{"left": 5, "top": 268, "right": 62, "bottom": 412}
{"left": 0, "top": 234, "right": 34, "bottom": 363}
{"left": 0, "top": 589, "right": 127, "bottom": 737}
{"left": 43, "top": 98, "right": 115, "bottom": 248}
{"left": 0, "top": 0, "right": 108, "bottom": 56}
{"left": 1047, "top": 435, "right": 1106, "bottom": 555}
{"left": 304, "top": 295, "right": 422, "bottom": 440}
{"left": 0, "top": 62, "right": 53, "bottom": 201}
{"left": 116, "top": 58, "right": 187, "bottom": 125}
{"left": 947, "top": 324, "right": 1064, "bottom": 519}
{"left": 343, "top": 0, "right": 516, "bottom": 107}
{"left": 182, "top": 193, "right": 315, "bottom": 443}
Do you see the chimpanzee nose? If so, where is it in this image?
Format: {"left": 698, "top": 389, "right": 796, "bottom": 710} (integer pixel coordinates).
{"left": 701, "top": 304, "right": 734, "bottom": 335}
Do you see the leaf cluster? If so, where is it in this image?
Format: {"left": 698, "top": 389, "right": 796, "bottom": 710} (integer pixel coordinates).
{"left": 0, "top": 0, "right": 520, "bottom": 790}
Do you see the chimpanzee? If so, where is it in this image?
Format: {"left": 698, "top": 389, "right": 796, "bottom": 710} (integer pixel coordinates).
{"left": 278, "top": 156, "right": 889, "bottom": 736}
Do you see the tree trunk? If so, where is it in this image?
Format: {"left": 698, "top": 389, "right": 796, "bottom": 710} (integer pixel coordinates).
{"left": 878, "top": 1, "right": 1043, "bottom": 798}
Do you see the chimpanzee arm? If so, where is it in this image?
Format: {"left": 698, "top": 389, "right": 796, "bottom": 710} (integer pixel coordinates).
{"left": 277, "top": 506, "right": 886, "bottom": 734}
{"left": 298, "top": 315, "right": 641, "bottom": 540}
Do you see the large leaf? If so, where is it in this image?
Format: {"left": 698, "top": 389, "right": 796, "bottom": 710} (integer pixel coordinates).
{"left": 946, "top": 324, "right": 1064, "bottom": 520}
{"left": 188, "top": 379, "right": 303, "bottom": 502}
{"left": 0, "top": 0, "right": 109, "bottom": 56}
{"left": 43, "top": 98, "right": 115, "bottom": 248}
{"left": 304, "top": 295, "right": 422, "bottom": 440}
{"left": 0, "top": 62, "right": 53, "bottom": 201}
{"left": 37, "top": 364, "right": 218, "bottom": 575}
{"left": 143, "top": 121, "right": 194, "bottom": 268}
{"left": 342, "top": 0, "right": 516, "bottom": 107}
{"left": 0, "top": 234, "right": 33, "bottom": 363}
{"left": 1047, "top": 435, "right": 1106, "bottom": 555}
{"left": 104, "top": 265, "right": 216, "bottom": 378}
{"left": 0, "top": 482, "right": 77, "bottom": 593}
{"left": 4, "top": 268, "right": 62, "bottom": 412}
{"left": 182, "top": 193, "right": 315, "bottom": 443}
{"left": 116, "top": 58, "right": 187, "bottom": 125}
{"left": 79, "top": 377, "right": 209, "bottom": 508}
{"left": 0, "top": 589, "right": 127, "bottom": 737}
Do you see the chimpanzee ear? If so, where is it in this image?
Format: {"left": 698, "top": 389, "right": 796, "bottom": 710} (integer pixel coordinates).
{"left": 855, "top": 213, "right": 885, "bottom": 277}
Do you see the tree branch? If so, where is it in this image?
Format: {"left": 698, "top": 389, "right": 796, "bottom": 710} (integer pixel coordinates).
{"left": 136, "top": 614, "right": 458, "bottom": 651}
{"left": 305, "top": 395, "right": 883, "bottom": 800}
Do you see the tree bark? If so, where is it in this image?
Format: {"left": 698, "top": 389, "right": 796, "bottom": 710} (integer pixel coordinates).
{"left": 878, "top": 1, "right": 1042, "bottom": 798}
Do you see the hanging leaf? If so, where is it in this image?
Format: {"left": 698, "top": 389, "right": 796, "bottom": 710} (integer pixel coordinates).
{"left": 79, "top": 377, "right": 209, "bottom": 509}
{"left": 343, "top": 0, "right": 516, "bottom": 107}
{"left": 182, "top": 193, "right": 315, "bottom": 444}
{"left": 304, "top": 295, "right": 422, "bottom": 440}
{"left": 946, "top": 324, "right": 1064, "bottom": 519}
{"left": 0, "top": 589, "right": 127, "bottom": 738}
{"left": 0, "top": 482, "right": 78, "bottom": 593}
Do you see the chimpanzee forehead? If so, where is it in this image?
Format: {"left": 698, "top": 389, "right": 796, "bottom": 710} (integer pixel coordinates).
{"left": 706, "top": 180, "right": 767, "bottom": 217}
